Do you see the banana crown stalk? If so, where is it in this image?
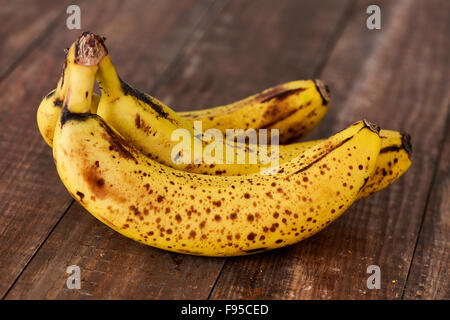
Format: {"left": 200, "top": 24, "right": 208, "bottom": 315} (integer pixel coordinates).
{"left": 36, "top": 34, "right": 103, "bottom": 146}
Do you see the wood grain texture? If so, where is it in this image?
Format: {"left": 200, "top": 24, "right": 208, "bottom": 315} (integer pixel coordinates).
{"left": 4, "top": 0, "right": 351, "bottom": 299}
{"left": 209, "top": 0, "right": 450, "bottom": 299}
{"left": 5, "top": 202, "right": 225, "bottom": 299}
{"left": 403, "top": 125, "right": 449, "bottom": 300}
{"left": 154, "top": 0, "right": 352, "bottom": 109}
{"left": 0, "top": 0, "right": 69, "bottom": 78}
{"left": 0, "top": 0, "right": 214, "bottom": 299}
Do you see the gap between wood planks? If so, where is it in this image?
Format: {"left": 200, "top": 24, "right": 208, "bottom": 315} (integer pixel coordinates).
{"left": 312, "top": 0, "right": 357, "bottom": 79}
{"left": 1, "top": 200, "right": 75, "bottom": 299}
{"left": 0, "top": 19, "right": 59, "bottom": 84}
{"left": 0, "top": 0, "right": 94, "bottom": 84}
{"left": 205, "top": 0, "right": 358, "bottom": 300}
{"left": 401, "top": 112, "right": 450, "bottom": 299}
{"left": 206, "top": 0, "right": 449, "bottom": 299}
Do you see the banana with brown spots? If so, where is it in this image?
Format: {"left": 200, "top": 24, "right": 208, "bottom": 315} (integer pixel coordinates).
{"left": 53, "top": 42, "right": 382, "bottom": 256}
{"left": 278, "top": 130, "right": 412, "bottom": 199}
{"left": 54, "top": 105, "right": 381, "bottom": 256}
{"left": 178, "top": 78, "right": 330, "bottom": 144}
{"left": 37, "top": 33, "right": 330, "bottom": 176}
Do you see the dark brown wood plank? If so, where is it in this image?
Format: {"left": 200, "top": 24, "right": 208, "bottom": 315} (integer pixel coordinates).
{"left": 0, "top": 0, "right": 215, "bottom": 299}
{"left": 403, "top": 124, "right": 449, "bottom": 300}
{"left": 0, "top": 0, "right": 69, "bottom": 78}
{"left": 210, "top": 0, "right": 450, "bottom": 299}
{"left": 5, "top": 202, "right": 225, "bottom": 299}
{"left": 154, "top": 0, "right": 352, "bottom": 109}
{"left": 5, "top": 0, "right": 350, "bottom": 299}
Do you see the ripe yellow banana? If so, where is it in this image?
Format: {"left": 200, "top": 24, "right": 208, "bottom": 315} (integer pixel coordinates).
{"left": 279, "top": 130, "right": 412, "bottom": 199}
{"left": 179, "top": 79, "right": 330, "bottom": 144}
{"left": 54, "top": 70, "right": 382, "bottom": 256}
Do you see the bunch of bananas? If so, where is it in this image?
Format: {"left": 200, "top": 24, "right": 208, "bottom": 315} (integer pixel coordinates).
{"left": 37, "top": 32, "right": 412, "bottom": 256}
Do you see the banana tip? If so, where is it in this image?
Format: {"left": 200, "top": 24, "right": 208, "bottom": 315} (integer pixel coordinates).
{"left": 314, "top": 79, "right": 330, "bottom": 106}
{"left": 401, "top": 132, "right": 412, "bottom": 158}
{"left": 362, "top": 119, "right": 380, "bottom": 135}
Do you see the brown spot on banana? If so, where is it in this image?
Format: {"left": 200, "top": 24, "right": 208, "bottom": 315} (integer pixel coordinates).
{"left": 120, "top": 79, "right": 169, "bottom": 119}
{"left": 53, "top": 98, "right": 63, "bottom": 107}
{"left": 82, "top": 163, "right": 108, "bottom": 200}
{"left": 134, "top": 113, "right": 154, "bottom": 136}
{"left": 294, "top": 136, "right": 353, "bottom": 174}
{"left": 379, "top": 132, "right": 412, "bottom": 159}
{"left": 259, "top": 87, "right": 306, "bottom": 103}
{"left": 259, "top": 108, "right": 299, "bottom": 130}
{"left": 76, "top": 191, "right": 85, "bottom": 202}
{"left": 100, "top": 128, "right": 137, "bottom": 162}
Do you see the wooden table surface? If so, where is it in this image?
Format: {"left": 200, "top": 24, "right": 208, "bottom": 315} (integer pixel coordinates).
{"left": 0, "top": 0, "right": 448, "bottom": 300}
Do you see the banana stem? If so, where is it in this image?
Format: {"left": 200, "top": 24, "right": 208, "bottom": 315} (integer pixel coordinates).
{"left": 96, "top": 55, "right": 123, "bottom": 98}
{"left": 63, "top": 32, "right": 107, "bottom": 114}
